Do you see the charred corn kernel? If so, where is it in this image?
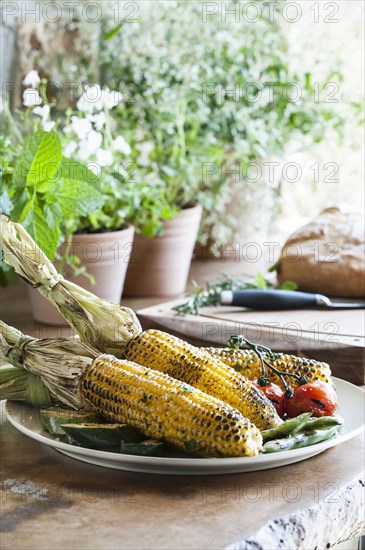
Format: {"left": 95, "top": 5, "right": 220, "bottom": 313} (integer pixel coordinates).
{"left": 125, "top": 330, "right": 281, "bottom": 431}
{"left": 80, "top": 355, "right": 262, "bottom": 457}
{"left": 204, "top": 348, "right": 333, "bottom": 387}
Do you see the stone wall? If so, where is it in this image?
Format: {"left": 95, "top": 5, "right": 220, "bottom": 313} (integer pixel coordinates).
{"left": 1, "top": 0, "right": 100, "bottom": 107}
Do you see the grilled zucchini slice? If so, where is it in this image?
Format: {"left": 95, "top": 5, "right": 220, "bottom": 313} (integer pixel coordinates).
{"left": 40, "top": 407, "right": 103, "bottom": 435}
{"left": 62, "top": 423, "right": 145, "bottom": 449}
{"left": 120, "top": 440, "right": 166, "bottom": 456}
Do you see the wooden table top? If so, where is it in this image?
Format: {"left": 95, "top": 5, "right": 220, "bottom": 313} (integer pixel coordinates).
{"left": 1, "top": 260, "right": 364, "bottom": 549}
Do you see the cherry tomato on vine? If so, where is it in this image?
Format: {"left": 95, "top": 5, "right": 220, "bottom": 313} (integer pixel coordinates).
{"left": 285, "top": 381, "right": 338, "bottom": 418}
{"left": 253, "top": 380, "right": 285, "bottom": 417}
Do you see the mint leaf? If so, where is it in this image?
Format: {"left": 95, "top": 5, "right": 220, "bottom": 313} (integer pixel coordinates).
{"left": 17, "top": 192, "right": 35, "bottom": 223}
{"left": 49, "top": 179, "right": 105, "bottom": 219}
{"left": 44, "top": 202, "right": 63, "bottom": 228}
{"left": 10, "top": 189, "right": 30, "bottom": 220}
{"left": 47, "top": 158, "right": 105, "bottom": 220}
{"left": 22, "top": 198, "right": 60, "bottom": 259}
{"left": 13, "top": 130, "right": 62, "bottom": 192}
{"left": 55, "top": 157, "right": 99, "bottom": 188}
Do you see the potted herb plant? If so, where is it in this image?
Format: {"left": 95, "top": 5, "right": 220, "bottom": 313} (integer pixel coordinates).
{"left": 1, "top": 75, "right": 137, "bottom": 323}
{"left": 68, "top": 83, "right": 196, "bottom": 297}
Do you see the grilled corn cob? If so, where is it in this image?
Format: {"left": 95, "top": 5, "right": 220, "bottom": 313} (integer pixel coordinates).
{"left": 81, "top": 355, "right": 262, "bottom": 457}
{"left": 204, "top": 348, "right": 333, "bottom": 387}
{"left": 1, "top": 322, "right": 262, "bottom": 457}
{"left": 125, "top": 330, "right": 282, "bottom": 430}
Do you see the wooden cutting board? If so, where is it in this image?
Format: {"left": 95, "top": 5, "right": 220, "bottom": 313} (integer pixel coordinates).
{"left": 137, "top": 299, "right": 365, "bottom": 384}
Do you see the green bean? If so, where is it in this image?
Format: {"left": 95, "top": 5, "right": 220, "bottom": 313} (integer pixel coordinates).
{"left": 303, "top": 415, "right": 344, "bottom": 431}
{"left": 263, "top": 425, "right": 342, "bottom": 454}
{"left": 261, "top": 413, "right": 312, "bottom": 442}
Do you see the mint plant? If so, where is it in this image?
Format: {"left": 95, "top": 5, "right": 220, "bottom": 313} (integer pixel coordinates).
{"left": 1, "top": 73, "right": 179, "bottom": 285}
{"left": 1, "top": 128, "right": 105, "bottom": 283}
{"left": 2, "top": 73, "right": 177, "bottom": 243}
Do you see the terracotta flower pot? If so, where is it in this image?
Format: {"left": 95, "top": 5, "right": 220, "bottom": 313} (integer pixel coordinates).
{"left": 124, "top": 204, "right": 202, "bottom": 297}
{"left": 28, "top": 226, "right": 135, "bottom": 325}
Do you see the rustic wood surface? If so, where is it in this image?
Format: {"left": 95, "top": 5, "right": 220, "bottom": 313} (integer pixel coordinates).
{"left": 1, "top": 402, "right": 364, "bottom": 550}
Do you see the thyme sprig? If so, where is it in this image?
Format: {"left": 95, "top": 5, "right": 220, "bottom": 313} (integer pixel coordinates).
{"left": 227, "top": 335, "right": 308, "bottom": 398}
{"left": 173, "top": 272, "right": 279, "bottom": 316}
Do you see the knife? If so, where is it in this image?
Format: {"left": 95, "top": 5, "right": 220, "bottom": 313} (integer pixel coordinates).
{"left": 220, "top": 289, "right": 365, "bottom": 310}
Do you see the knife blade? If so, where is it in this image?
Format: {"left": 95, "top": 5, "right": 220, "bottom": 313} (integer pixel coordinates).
{"left": 220, "top": 290, "right": 365, "bottom": 310}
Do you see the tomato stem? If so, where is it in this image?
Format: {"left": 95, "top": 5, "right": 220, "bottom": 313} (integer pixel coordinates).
{"left": 227, "top": 335, "right": 307, "bottom": 398}
{"left": 257, "top": 375, "right": 271, "bottom": 387}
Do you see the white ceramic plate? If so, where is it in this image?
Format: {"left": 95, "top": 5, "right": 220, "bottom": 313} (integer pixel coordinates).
{"left": 5, "top": 378, "right": 364, "bottom": 475}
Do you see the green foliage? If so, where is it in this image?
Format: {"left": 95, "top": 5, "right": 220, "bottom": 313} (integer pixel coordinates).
{"left": 12, "top": 130, "right": 61, "bottom": 191}
{"left": 49, "top": 159, "right": 104, "bottom": 220}
{"left": 100, "top": 1, "right": 349, "bottom": 244}
{"left": 1, "top": 129, "right": 105, "bottom": 273}
{"left": 2, "top": 85, "right": 179, "bottom": 274}
{"left": 104, "top": 21, "right": 125, "bottom": 41}
{"left": 57, "top": 90, "right": 178, "bottom": 238}
{"left": 66, "top": 166, "right": 178, "bottom": 239}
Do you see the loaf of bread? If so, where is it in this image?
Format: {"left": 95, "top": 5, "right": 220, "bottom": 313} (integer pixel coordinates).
{"left": 277, "top": 207, "right": 365, "bottom": 297}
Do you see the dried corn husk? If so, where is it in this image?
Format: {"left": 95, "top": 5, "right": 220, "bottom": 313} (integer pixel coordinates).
{"left": 1, "top": 363, "right": 29, "bottom": 400}
{"left": 0, "top": 364, "right": 53, "bottom": 406}
{"left": 0, "top": 321, "right": 96, "bottom": 409}
{"left": 0, "top": 215, "right": 142, "bottom": 356}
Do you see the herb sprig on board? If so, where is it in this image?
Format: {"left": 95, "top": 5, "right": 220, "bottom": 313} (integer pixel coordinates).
{"left": 173, "top": 273, "right": 297, "bottom": 316}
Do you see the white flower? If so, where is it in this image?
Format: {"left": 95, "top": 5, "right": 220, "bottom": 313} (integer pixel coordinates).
{"left": 77, "top": 147, "right": 92, "bottom": 162}
{"left": 96, "top": 148, "right": 113, "bottom": 166}
{"left": 144, "top": 171, "right": 162, "bottom": 186}
{"left": 86, "top": 129, "right": 103, "bottom": 151}
{"left": 258, "top": 86, "right": 274, "bottom": 107}
{"left": 88, "top": 112, "right": 106, "bottom": 131}
{"left": 63, "top": 140, "right": 78, "bottom": 158}
{"left": 42, "top": 121, "right": 55, "bottom": 132}
{"left": 102, "top": 89, "right": 123, "bottom": 110}
{"left": 33, "top": 104, "right": 55, "bottom": 132}
{"left": 70, "top": 116, "right": 93, "bottom": 140}
{"left": 77, "top": 95, "right": 96, "bottom": 114}
{"left": 0, "top": 97, "right": 3, "bottom": 113}
{"left": 136, "top": 141, "right": 154, "bottom": 166}
{"left": 87, "top": 162, "right": 102, "bottom": 176}
{"left": 33, "top": 104, "right": 49, "bottom": 118}
{"left": 77, "top": 84, "right": 104, "bottom": 113}
{"left": 113, "top": 135, "right": 131, "bottom": 155}
{"left": 77, "top": 130, "right": 103, "bottom": 161}
{"left": 23, "top": 70, "right": 41, "bottom": 88}
{"left": 23, "top": 89, "right": 42, "bottom": 107}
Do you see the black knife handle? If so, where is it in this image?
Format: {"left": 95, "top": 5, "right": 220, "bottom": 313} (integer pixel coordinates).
{"left": 228, "top": 290, "right": 319, "bottom": 310}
